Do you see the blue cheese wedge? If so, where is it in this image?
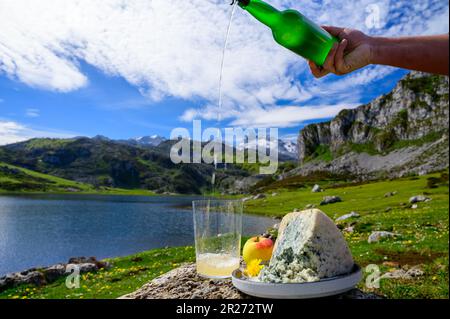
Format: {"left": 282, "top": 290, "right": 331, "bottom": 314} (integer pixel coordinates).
{"left": 259, "top": 209, "right": 354, "bottom": 283}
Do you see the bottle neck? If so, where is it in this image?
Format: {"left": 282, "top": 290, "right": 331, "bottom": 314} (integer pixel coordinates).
{"left": 239, "top": 0, "right": 281, "bottom": 29}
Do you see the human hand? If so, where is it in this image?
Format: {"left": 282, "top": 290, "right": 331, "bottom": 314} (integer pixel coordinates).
{"left": 309, "top": 26, "right": 374, "bottom": 78}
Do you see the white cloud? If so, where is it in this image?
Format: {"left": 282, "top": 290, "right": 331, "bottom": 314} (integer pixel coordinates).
{"left": 0, "top": 120, "right": 75, "bottom": 145}
{"left": 229, "top": 103, "right": 360, "bottom": 128}
{"left": 25, "top": 108, "right": 40, "bottom": 118}
{"left": 0, "top": 0, "right": 448, "bottom": 127}
{"left": 280, "top": 133, "right": 300, "bottom": 142}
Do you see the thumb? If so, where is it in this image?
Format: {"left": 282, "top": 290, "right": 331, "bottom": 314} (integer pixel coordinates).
{"left": 322, "top": 26, "right": 344, "bottom": 37}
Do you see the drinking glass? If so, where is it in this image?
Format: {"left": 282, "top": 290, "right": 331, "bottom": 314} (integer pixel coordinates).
{"left": 192, "top": 200, "right": 243, "bottom": 279}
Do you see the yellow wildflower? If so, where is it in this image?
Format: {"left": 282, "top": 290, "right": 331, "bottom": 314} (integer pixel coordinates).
{"left": 245, "top": 259, "right": 264, "bottom": 278}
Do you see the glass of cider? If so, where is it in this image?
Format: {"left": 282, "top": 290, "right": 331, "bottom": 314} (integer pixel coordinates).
{"left": 192, "top": 200, "right": 243, "bottom": 279}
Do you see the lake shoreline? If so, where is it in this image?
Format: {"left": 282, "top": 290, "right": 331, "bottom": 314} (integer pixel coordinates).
{"left": 0, "top": 189, "right": 158, "bottom": 197}
{"left": 0, "top": 194, "right": 275, "bottom": 275}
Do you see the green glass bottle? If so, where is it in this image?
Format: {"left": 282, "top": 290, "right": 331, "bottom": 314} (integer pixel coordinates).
{"left": 235, "top": 0, "right": 337, "bottom": 66}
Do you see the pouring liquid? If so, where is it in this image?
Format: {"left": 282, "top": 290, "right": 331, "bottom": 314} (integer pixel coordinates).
{"left": 212, "top": 2, "right": 237, "bottom": 194}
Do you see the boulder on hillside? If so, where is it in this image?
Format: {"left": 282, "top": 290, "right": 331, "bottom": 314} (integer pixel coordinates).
{"left": 312, "top": 184, "right": 322, "bottom": 193}
{"left": 0, "top": 256, "right": 110, "bottom": 293}
{"left": 368, "top": 231, "right": 397, "bottom": 243}
{"left": 382, "top": 266, "right": 424, "bottom": 280}
{"left": 409, "top": 195, "right": 431, "bottom": 204}
{"left": 336, "top": 212, "right": 360, "bottom": 222}
{"left": 68, "top": 256, "right": 110, "bottom": 269}
{"left": 253, "top": 193, "right": 266, "bottom": 200}
{"left": 43, "top": 264, "right": 66, "bottom": 283}
{"left": 320, "top": 196, "right": 342, "bottom": 205}
{"left": 384, "top": 191, "right": 397, "bottom": 198}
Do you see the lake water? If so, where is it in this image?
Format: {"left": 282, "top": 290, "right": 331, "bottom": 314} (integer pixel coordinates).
{"left": 0, "top": 194, "right": 275, "bottom": 275}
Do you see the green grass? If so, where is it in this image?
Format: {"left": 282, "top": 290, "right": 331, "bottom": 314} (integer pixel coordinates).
{"left": 0, "top": 161, "right": 93, "bottom": 192}
{"left": 389, "top": 131, "right": 443, "bottom": 151}
{"left": 0, "top": 162, "right": 155, "bottom": 196}
{"left": 244, "top": 172, "right": 448, "bottom": 217}
{"left": 347, "top": 142, "right": 379, "bottom": 155}
{"left": 401, "top": 74, "right": 444, "bottom": 102}
{"left": 305, "top": 144, "right": 334, "bottom": 162}
{"left": 334, "top": 130, "right": 444, "bottom": 158}
{"left": 21, "top": 138, "right": 76, "bottom": 150}
{"left": 0, "top": 246, "right": 196, "bottom": 300}
{"left": 0, "top": 172, "right": 448, "bottom": 299}
{"left": 244, "top": 171, "right": 449, "bottom": 298}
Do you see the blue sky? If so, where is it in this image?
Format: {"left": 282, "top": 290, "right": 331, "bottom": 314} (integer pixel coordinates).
{"left": 0, "top": 0, "right": 448, "bottom": 144}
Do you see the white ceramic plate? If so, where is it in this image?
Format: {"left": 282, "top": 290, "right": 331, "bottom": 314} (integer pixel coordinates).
{"left": 232, "top": 265, "right": 362, "bottom": 299}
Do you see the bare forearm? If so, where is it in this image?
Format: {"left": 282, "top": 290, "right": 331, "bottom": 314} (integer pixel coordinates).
{"left": 370, "top": 34, "right": 449, "bottom": 75}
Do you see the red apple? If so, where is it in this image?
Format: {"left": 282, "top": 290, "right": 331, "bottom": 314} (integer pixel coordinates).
{"left": 243, "top": 236, "right": 274, "bottom": 265}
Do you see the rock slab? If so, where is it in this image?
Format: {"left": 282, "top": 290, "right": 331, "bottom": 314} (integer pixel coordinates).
{"left": 0, "top": 256, "right": 110, "bottom": 292}
{"left": 320, "top": 196, "right": 342, "bottom": 205}
{"left": 119, "top": 263, "right": 381, "bottom": 299}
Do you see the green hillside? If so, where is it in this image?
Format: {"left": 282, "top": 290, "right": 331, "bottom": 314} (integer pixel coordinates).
{"left": 0, "top": 162, "right": 153, "bottom": 196}
{"left": 0, "top": 137, "right": 251, "bottom": 194}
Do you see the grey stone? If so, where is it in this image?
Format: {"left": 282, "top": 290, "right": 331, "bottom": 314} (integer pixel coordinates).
{"left": 368, "top": 231, "right": 396, "bottom": 243}
{"left": 343, "top": 226, "right": 354, "bottom": 233}
{"left": 320, "top": 196, "right": 342, "bottom": 205}
{"left": 382, "top": 266, "right": 424, "bottom": 280}
{"left": 68, "top": 256, "right": 97, "bottom": 264}
{"left": 406, "top": 267, "right": 424, "bottom": 278}
{"left": 312, "top": 184, "right": 322, "bottom": 193}
{"left": 253, "top": 193, "right": 266, "bottom": 200}
{"left": 409, "top": 195, "right": 431, "bottom": 204}
{"left": 22, "top": 271, "right": 46, "bottom": 286}
{"left": 119, "top": 263, "right": 382, "bottom": 299}
{"left": 68, "top": 256, "right": 110, "bottom": 269}
{"left": 305, "top": 204, "right": 316, "bottom": 209}
{"left": 0, "top": 256, "right": 108, "bottom": 293}
{"left": 336, "top": 212, "right": 360, "bottom": 222}
{"left": 66, "top": 263, "right": 98, "bottom": 273}
{"left": 384, "top": 191, "right": 397, "bottom": 198}
{"left": 43, "top": 264, "right": 66, "bottom": 282}
{"left": 382, "top": 269, "right": 409, "bottom": 279}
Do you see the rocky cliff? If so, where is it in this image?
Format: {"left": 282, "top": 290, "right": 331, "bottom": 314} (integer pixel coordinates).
{"left": 295, "top": 71, "right": 449, "bottom": 179}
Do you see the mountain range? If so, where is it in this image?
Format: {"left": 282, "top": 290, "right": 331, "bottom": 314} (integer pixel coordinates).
{"left": 0, "top": 71, "right": 448, "bottom": 194}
